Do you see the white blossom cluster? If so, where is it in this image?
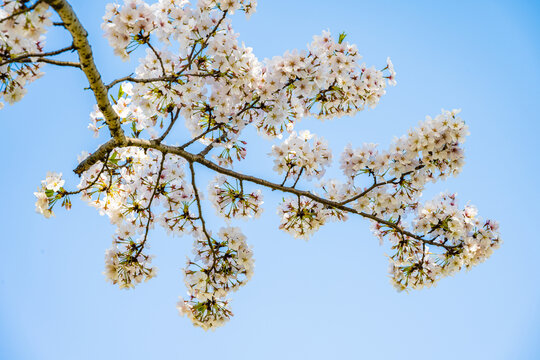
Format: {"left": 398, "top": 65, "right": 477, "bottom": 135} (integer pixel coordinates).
{"left": 93, "top": 0, "right": 395, "bottom": 152}
{"left": 80, "top": 148, "right": 197, "bottom": 238}
{"left": 387, "top": 193, "right": 501, "bottom": 291}
{"left": 102, "top": 0, "right": 256, "bottom": 60}
{"left": 33, "top": 171, "right": 65, "bottom": 218}
{"left": 0, "top": 0, "right": 52, "bottom": 109}
{"left": 258, "top": 30, "right": 395, "bottom": 136}
{"left": 278, "top": 196, "right": 336, "bottom": 240}
{"left": 89, "top": 81, "right": 161, "bottom": 138}
{"left": 103, "top": 237, "right": 157, "bottom": 289}
{"left": 68, "top": 148, "right": 198, "bottom": 289}
{"left": 178, "top": 226, "right": 254, "bottom": 329}
{"left": 277, "top": 186, "right": 349, "bottom": 240}
{"left": 129, "top": 21, "right": 262, "bottom": 152}
{"left": 208, "top": 176, "right": 263, "bottom": 219}
{"left": 270, "top": 130, "right": 332, "bottom": 183}
{"left": 275, "top": 109, "right": 470, "bottom": 241}
{"left": 339, "top": 109, "right": 468, "bottom": 216}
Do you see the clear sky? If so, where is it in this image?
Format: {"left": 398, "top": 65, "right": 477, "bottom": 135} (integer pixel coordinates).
{"left": 1, "top": 0, "right": 539, "bottom": 359}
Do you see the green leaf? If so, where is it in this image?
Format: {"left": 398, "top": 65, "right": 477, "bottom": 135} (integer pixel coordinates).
{"left": 338, "top": 32, "right": 347, "bottom": 44}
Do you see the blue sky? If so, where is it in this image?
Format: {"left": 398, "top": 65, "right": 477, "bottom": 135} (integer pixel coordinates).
{"left": 1, "top": 0, "right": 539, "bottom": 359}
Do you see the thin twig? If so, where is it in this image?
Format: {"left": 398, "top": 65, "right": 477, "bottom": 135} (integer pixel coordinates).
{"left": 16, "top": 57, "right": 81, "bottom": 68}
{"left": 105, "top": 72, "right": 219, "bottom": 89}
{"left": 155, "top": 108, "right": 181, "bottom": 143}
{"left": 279, "top": 167, "right": 291, "bottom": 187}
{"left": 0, "top": 44, "right": 75, "bottom": 67}
{"left": 179, "top": 125, "right": 221, "bottom": 150}
{"left": 339, "top": 166, "right": 424, "bottom": 205}
{"left": 135, "top": 153, "right": 167, "bottom": 257}
{"left": 146, "top": 41, "right": 166, "bottom": 76}
{"left": 189, "top": 161, "right": 218, "bottom": 266}
{"left": 35, "top": 58, "right": 81, "bottom": 68}
{"left": 291, "top": 167, "right": 304, "bottom": 188}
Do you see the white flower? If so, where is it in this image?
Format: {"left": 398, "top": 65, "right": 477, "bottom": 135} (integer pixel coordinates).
{"left": 34, "top": 188, "right": 53, "bottom": 218}
{"left": 42, "top": 172, "right": 65, "bottom": 192}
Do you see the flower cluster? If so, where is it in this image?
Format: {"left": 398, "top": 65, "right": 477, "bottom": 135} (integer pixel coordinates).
{"left": 101, "top": 0, "right": 154, "bottom": 60}
{"left": 78, "top": 149, "right": 191, "bottom": 227}
{"left": 0, "top": 0, "right": 52, "bottom": 108}
{"left": 90, "top": 82, "right": 160, "bottom": 138}
{"left": 251, "top": 30, "right": 396, "bottom": 136}
{"left": 103, "top": 236, "right": 157, "bottom": 289}
{"left": 277, "top": 196, "right": 331, "bottom": 240}
{"left": 33, "top": 171, "right": 67, "bottom": 218}
{"left": 208, "top": 176, "right": 263, "bottom": 219}
{"left": 270, "top": 130, "right": 332, "bottom": 184}
{"left": 387, "top": 193, "right": 501, "bottom": 291}
{"left": 339, "top": 109, "right": 468, "bottom": 216}
{"left": 74, "top": 148, "right": 195, "bottom": 287}
{"left": 102, "top": 0, "right": 256, "bottom": 60}
{"left": 94, "top": 0, "right": 394, "bottom": 158}
{"left": 178, "top": 227, "right": 254, "bottom": 329}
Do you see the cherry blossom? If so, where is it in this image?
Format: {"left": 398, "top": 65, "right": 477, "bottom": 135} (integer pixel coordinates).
{"left": 0, "top": 0, "right": 52, "bottom": 108}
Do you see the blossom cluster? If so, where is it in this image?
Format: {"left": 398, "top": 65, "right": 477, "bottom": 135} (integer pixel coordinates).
{"left": 0, "top": 0, "right": 52, "bottom": 109}
{"left": 33, "top": 171, "right": 66, "bottom": 218}
{"left": 102, "top": 0, "right": 256, "bottom": 60}
{"left": 93, "top": 0, "right": 395, "bottom": 160}
{"left": 275, "top": 109, "right": 470, "bottom": 242}
{"left": 278, "top": 196, "right": 333, "bottom": 240}
{"left": 270, "top": 130, "right": 332, "bottom": 184}
{"left": 387, "top": 193, "right": 501, "bottom": 291}
{"left": 103, "top": 236, "right": 157, "bottom": 289}
{"left": 34, "top": 147, "right": 257, "bottom": 328}
{"left": 258, "top": 30, "right": 396, "bottom": 135}
{"left": 88, "top": 149, "right": 196, "bottom": 235}
{"left": 208, "top": 176, "right": 263, "bottom": 219}
{"left": 339, "top": 109, "right": 468, "bottom": 216}
{"left": 90, "top": 81, "right": 160, "bottom": 138}
{"left": 178, "top": 227, "right": 254, "bottom": 329}
{"left": 71, "top": 148, "right": 198, "bottom": 288}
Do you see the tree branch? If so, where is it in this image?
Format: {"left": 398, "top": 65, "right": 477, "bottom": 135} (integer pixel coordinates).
{"left": 63, "top": 151, "right": 111, "bottom": 196}
{"left": 74, "top": 138, "right": 117, "bottom": 175}
{"left": 75, "top": 137, "right": 454, "bottom": 250}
